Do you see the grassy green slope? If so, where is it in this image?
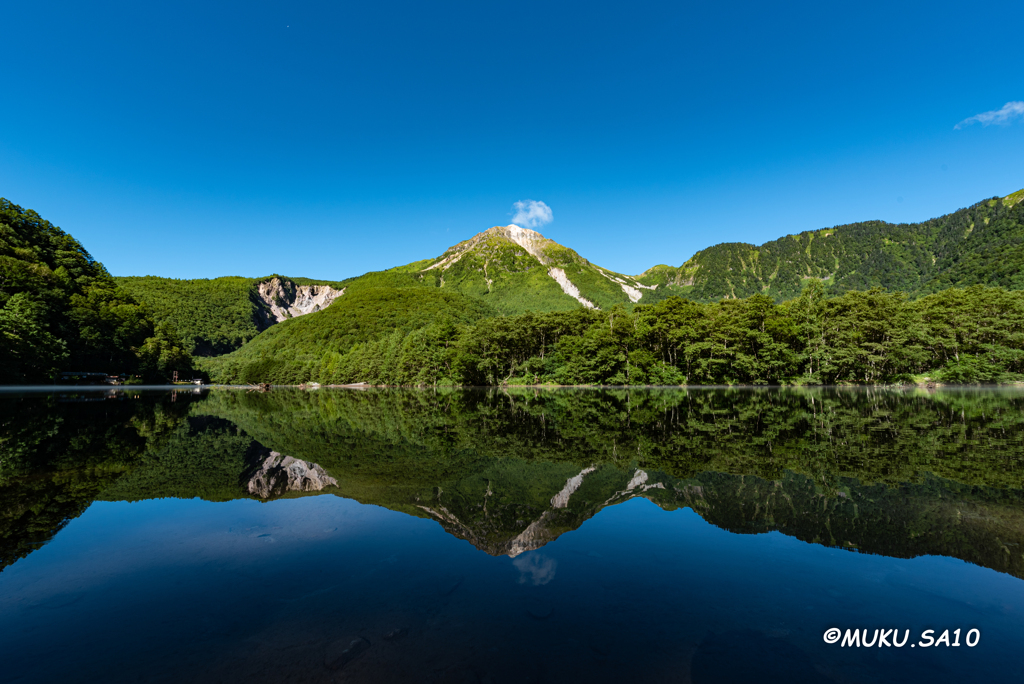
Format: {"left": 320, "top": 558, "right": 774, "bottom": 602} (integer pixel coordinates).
{"left": 367, "top": 227, "right": 638, "bottom": 313}
{"left": 639, "top": 191, "right": 1024, "bottom": 303}
{"left": 199, "top": 287, "right": 495, "bottom": 384}
{"left": 408, "top": 233, "right": 575, "bottom": 314}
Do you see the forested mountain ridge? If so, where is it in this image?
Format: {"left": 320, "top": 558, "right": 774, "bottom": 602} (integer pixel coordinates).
{"left": 118, "top": 189, "right": 1024, "bottom": 363}
{"left": 115, "top": 274, "right": 345, "bottom": 355}
{"left": 636, "top": 190, "right": 1024, "bottom": 302}
{"left": 115, "top": 226, "right": 649, "bottom": 356}
{"left": 203, "top": 282, "right": 1024, "bottom": 386}
{"left": 198, "top": 286, "right": 497, "bottom": 384}
{"left": 6, "top": 188, "right": 1024, "bottom": 385}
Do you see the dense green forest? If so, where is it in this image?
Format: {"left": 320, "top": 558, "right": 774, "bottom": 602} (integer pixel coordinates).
{"left": 200, "top": 287, "right": 496, "bottom": 383}
{"left": 116, "top": 276, "right": 269, "bottom": 356}
{"left": 0, "top": 199, "right": 194, "bottom": 383}
{"left": 116, "top": 274, "right": 347, "bottom": 356}
{"left": 640, "top": 191, "right": 1024, "bottom": 302}
{"left": 203, "top": 281, "right": 1024, "bottom": 386}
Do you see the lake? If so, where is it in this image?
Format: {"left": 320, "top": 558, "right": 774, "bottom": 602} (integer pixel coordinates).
{"left": 1, "top": 387, "right": 1023, "bottom": 683}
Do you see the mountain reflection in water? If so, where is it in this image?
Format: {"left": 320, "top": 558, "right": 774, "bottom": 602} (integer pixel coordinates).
{"left": 1, "top": 387, "right": 1023, "bottom": 682}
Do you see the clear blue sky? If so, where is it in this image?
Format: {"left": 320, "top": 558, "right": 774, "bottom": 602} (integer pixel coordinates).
{"left": 3, "top": 0, "right": 1023, "bottom": 280}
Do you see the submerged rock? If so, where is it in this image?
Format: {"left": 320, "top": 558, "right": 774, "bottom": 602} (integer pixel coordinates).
{"left": 324, "top": 636, "right": 370, "bottom": 671}
{"left": 247, "top": 452, "right": 338, "bottom": 499}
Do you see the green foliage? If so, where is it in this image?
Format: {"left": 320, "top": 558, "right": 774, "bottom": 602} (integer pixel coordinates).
{"left": 203, "top": 282, "right": 1024, "bottom": 387}
{"left": 116, "top": 276, "right": 265, "bottom": 355}
{"left": 200, "top": 287, "right": 496, "bottom": 384}
{"left": 98, "top": 416, "right": 255, "bottom": 502}
{"left": 116, "top": 274, "right": 349, "bottom": 356}
{"left": 652, "top": 193, "right": 1024, "bottom": 303}
{"left": 0, "top": 198, "right": 195, "bottom": 383}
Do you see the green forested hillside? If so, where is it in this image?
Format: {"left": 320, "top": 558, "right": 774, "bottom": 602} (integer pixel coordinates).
{"left": 116, "top": 226, "right": 647, "bottom": 360}
{"left": 8, "top": 189, "right": 1024, "bottom": 386}
{"left": 203, "top": 280, "right": 1024, "bottom": 386}
{"left": 638, "top": 191, "right": 1024, "bottom": 302}
{"left": 200, "top": 287, "right": 496, "bottom": 384}
{"left": 116, "top": 276, "right": 265, "bottom": 355}
{"left": 388, "top": 227, "right": 639, "bottom": 312}
{"left": 116, "top": 274, "right": 348, "bottom": 356}
{"left": 0, "top": 199, "right": 193, "bottom": 382}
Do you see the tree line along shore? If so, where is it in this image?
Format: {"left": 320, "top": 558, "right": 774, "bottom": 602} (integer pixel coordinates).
{"left": 202, "top": 283, "right": 1024, "bottom": 387}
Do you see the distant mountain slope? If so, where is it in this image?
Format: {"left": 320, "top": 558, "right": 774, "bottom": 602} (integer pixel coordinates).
{"left": 117, "top": 226, "right": 654, "bottom": 356}
{"left": 116, "top": 275, "right": 345, "bottom": 355}
{"left": 344, "top": 225, "right": 650, "bottom": 314}
{"left": 121, "top": 189, "right": 1024, "bottom": 364}
{"left": 636, "top": 190, "right": 1024, "bottom": 303}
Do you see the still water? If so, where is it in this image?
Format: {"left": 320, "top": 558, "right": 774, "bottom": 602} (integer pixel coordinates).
{"left": 1, "top": 387, "right": 1023, "bottom": 683}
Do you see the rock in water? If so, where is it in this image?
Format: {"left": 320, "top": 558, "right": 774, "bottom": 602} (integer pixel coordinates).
{"left": 382, "top": 627, "right": 408, "bottom": 641}
{"left": 247, "top": 452, "right": 338, "bottom": 499}
{"left": 324, "top": 637, "right": 370, "bottom": 671}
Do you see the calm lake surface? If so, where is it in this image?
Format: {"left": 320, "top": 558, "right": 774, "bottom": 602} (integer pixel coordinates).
{"left": 2, "top": 387, "right": 1023, "bottom": 683}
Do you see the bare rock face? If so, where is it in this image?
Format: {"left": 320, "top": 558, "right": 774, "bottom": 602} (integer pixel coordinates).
{"left": 247, "top": 452, "right": 338, "bottom": 499}
{"left": 255, "top": 277, "right": 344, "bottom": 329}
{"left": 324, "top": 636, "right": 370, "bottom": 671}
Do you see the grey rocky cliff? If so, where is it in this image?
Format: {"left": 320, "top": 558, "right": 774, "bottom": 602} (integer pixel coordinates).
{"left": 254, "top": 277, "right": 344, "bottom": 330}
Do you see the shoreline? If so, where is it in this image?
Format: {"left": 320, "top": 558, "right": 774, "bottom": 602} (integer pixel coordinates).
{"left": 4, "top": 381, "right": 1024, "bottom": 392}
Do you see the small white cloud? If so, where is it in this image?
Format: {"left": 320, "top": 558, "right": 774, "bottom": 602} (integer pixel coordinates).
{"left": 511, "top": 199, "right": 553, "bottom": 229}
{"left": 955, "top": 101, "right": 1024, "bottom": 129}
{"left": 512, "top": 553, "right": 557, "bottom": 585}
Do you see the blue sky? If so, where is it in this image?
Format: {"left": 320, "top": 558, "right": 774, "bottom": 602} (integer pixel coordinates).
{"left": 2, "top": 0, "right": 1023, "bottom": 280}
